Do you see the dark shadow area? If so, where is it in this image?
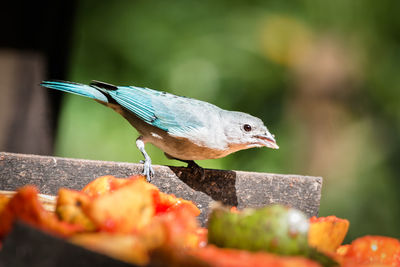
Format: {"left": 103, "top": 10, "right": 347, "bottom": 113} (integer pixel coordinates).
{"left": 169, "top": 166, "right": 239, "bottom": 207}
{"left": 0, "top": 221, "right": 134, "bottom": 267}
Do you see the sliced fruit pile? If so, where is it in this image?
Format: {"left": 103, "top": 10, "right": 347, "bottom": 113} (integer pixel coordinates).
{"left": 0, "top": 175, "right": 399, "bottom": 267}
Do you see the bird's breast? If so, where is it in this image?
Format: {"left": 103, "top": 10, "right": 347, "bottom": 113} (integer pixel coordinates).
{"left": 118, "top": 105, "right": 235, "bottom": 160}
{"left": 146, "top": 131, "right": 233, "bottom": 160}
{"left": 156, "top": 136, "right": 254, "bottom": 160}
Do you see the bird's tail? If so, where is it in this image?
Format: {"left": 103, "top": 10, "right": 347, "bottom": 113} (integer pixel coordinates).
{"left": 40, "top": 80, "right": 109, "bottom": 102}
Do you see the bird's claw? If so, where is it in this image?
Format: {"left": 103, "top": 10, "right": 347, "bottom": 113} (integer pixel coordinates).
{"left": 141, "top": 159, "right": 154, "bottom": 182}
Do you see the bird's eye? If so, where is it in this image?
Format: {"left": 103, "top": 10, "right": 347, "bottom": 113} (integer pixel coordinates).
{"left": 243, "top": 124, "right": 252, "bottom": 132}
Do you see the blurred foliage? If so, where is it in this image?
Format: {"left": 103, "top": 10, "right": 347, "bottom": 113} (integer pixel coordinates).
{"left": 55, "top": 0, "right": 400, "bottom": 241}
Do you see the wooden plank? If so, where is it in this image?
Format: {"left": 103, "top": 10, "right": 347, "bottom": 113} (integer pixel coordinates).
{"left": 0, "top": 152, "right": 322, "bottom": 224}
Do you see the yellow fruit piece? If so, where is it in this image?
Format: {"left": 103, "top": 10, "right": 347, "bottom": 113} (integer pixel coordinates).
{"left": 56, "top": 188, "right": 96, "bottom": 231}
{"left": 84, "top": 178, "right": 155, "bottom": 233}
{"left": 308, "top": 216, "right": 349, "bottom": 253}
{"left": 81, "top": 175, "right": 131, "bottom": 197}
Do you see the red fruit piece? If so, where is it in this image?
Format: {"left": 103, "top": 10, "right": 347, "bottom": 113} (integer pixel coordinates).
{"left": 343, "top": 235, "right": 400, "bottom": 266}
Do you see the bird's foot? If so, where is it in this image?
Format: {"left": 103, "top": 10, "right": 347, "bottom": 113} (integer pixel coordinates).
{"left": 187, "top": 160, "right": 206, "bottom": 181}
{"left": 140, "top": 159, "right": 154, "bottom": 182}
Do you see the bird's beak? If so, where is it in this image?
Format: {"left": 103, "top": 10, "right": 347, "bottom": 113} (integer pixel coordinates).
{"left": 254, "top": 133, "right": 279, "bottom": 149}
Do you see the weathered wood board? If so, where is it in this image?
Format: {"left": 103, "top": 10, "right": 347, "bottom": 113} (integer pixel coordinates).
{"left": 0, "top": 152, "right": 322, "bottom": 224}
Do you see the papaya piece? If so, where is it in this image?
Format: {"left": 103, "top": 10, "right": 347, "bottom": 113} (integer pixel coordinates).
{"left": 139, "top": 205, "right": 206, "bottom": 266}
{"left": 159, "top": 204, "right": 201, "bottom": 248}
{"left": 81, "top": 175, "right": 133, "bottom": 197}
{"left": 56, "top": 188, "right": 96, "bottom": 231}
{"left": 342, "top": 235, "right": 400, "bottom": 266}
{"left": 308, "top": 216, "right": 349, "bottom": 253}
{"left": 142, "top": 203, "right": 201, "bottom": 249}
{"left": 83, "top": 178, "right": 155, "bottom": 233}
{"left": 153, "top": 191, "right": 200, "bottom": 216}
{"left": 82, "top": 175, "right": 200, "bottom": 218}
{"left": 0, "top": 186, "right": 82, "bottom": 239}
{"left": 71, "top": 204, "right": 203, "bottom": 266}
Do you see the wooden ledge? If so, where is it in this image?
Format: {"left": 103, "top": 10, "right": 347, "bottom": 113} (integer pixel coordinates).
{"left": 0, "top": 152, "right": 322, "bottom": 224}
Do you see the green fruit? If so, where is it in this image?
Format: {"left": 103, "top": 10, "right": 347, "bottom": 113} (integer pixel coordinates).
{"left": 207, "top": 204, "right": 338, "bottom": 267}
{"left": 208, "top": 204, "right": 309, "bottom": 255}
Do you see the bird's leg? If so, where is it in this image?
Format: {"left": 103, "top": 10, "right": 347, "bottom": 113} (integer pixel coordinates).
{"left": 183, "top": 160, "right": 206, "bottom": 181}
{"left": 164, "top": 153, "right": 205, "bottom": 180}
{"left": 136, "top": 136, "right": 154, "bottom": 182}
{"left": 185, "top": 160, "right": 201, "bottom": 169}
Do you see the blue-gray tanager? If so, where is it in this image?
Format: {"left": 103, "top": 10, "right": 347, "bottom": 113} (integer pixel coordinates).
{"left": 41, "top": 80, "right": 278, "bottom": 181}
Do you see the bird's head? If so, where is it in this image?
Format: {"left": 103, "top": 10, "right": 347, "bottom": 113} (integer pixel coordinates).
{"left": 222, "top": 111, "right": 279, "bottom": 151}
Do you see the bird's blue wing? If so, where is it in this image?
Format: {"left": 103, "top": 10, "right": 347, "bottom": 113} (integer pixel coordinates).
{"left": 42, "top": 80, "right": 215, "bottom": 139}
{"left": 107, "top": 86, "right": 204, "bottom": 134}
{"left": 41, "top": 80, "right": 109, "bottom": 102}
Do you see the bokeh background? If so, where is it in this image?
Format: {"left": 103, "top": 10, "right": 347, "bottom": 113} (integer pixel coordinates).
{"left": 1, "top": 0, "right": 399, "bottom": 242}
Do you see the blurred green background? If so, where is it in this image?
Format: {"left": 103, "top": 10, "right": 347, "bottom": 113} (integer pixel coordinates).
{"left": 55, "top": 0, "right": 400, "bottom": 241}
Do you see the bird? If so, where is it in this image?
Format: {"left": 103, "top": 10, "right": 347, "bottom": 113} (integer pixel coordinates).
{"left": 41, "top": 80, "right": 279, "bottom": 182}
